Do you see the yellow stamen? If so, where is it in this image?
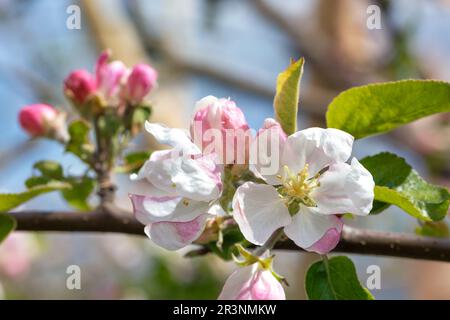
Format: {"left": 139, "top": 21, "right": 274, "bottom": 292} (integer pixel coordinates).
{"left": 277, "top": 164, "right": 320, "bottom": 208}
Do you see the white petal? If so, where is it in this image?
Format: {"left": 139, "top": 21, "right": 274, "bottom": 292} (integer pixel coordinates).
{"left": 232, "top": 182, "right": 291, "bottom": 245}
{"left": 137, "top": 151, "right": 222, "bottom": 202}
{"left": 312, "top": 158, "right": 374, "bottom": 215}
{"left": 194, "top": 95, "right": 218, "bottom": 111}
{"left": 284, "top": 206, "right": 342, "bottom": 248}
{"left": 218, "top": 264, "right": 285, "bottom": 300}
{"left": 282, "top": 127, "right": 354, "bottom": 176}
{"left": 130, "top": 194, "right": 209, "bottom": 223}
{"left": 144, "top": 214, "right": 208, "bottom": 250}
{"left": 145, "top": 121, "right": 200, "bottom": 155}
{"left": 249, "top": 118, "right": 287, "bottom": 185}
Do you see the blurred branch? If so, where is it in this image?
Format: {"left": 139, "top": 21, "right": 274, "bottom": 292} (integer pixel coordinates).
{"left": 11, "top": 209, "right": 450, "bottom": 262}
{"left": 127, "top": 1, "right": 336, "bottom": 119}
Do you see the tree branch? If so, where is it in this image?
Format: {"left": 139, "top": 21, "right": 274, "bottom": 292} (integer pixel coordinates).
{"left": 10, "top": 210, "right": 450, "bottom": 263}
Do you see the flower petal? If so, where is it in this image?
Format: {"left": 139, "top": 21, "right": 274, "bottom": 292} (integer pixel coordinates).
{"left": 232, "top": 182, "right": 291, "bottom": 245}
{"left": 136, "top": 150, "right": 222, "bottom": 201}
{"left": 145, "top": 121, "right": 200, "bottom": 155}
{"left": 249, "top": 118, "right": 287, "bottom": 185}
{"left": 282, "top": 127, "right": 354, "bottom": 176}
{"left": 305, "top": 218, "right": 343, "bottom": 254}
{"left": 312, "top": 158, "right": 374, "bottom": 215}
{"left": 144, "top": 214, "right": 208, "bottom": 250}
{"left": 284, "top": 206, "right": 342, "bottom": 249}
{"left": 218, "top": 264, "right": 285, "bottom": 300}
{"left": 130, "top": 194, "right": 209, "bottom": 224}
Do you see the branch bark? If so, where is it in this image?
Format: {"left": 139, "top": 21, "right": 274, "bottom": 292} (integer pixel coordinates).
{"left": 10, "top": 210, "right": 450, "bottom": 263}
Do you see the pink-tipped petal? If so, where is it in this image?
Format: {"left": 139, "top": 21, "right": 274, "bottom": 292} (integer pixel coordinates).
{"left": 305, "top": 217, "right": 343, "bottom": 254}
{"left": 284, "top": 206, "right": 343, "bottom": 249}
{"left": 129, "top": 194, "right": 209, "bottom": 224}
{"left": 144, "top": 214, "right": 208, "bottom": 250}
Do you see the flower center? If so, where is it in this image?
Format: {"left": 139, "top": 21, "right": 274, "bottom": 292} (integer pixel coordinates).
{"left": 277, "top": 164, "right": 320, "bottom": 209}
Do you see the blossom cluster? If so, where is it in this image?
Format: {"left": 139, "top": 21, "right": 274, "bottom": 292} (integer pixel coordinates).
{"left": 129, "top": 95, "right": 375, "bottom": 300}
{"left": 18, "top": 50, "right": 157, "bottom": 140}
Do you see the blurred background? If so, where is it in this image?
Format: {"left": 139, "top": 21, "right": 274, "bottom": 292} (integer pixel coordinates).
{"left": 0, "top": 0, "right": 449, "bottom": 299}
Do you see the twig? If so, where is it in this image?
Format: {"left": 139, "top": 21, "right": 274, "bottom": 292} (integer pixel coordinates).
{"left": 10, "top": 210, "right": 450, "bottom": 262}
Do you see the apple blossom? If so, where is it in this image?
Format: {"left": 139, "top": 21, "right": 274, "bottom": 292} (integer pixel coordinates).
{"left": 233, "top": 120, "right": 374, "bottom": 254}
{"left": 63, "top": 69, "right": 96, "bottom": 104}
{"left": 95, "top": 50, "right": 128, "bottom": 103}
{"left": 190, "top": 96, "right": 250, "bottom": 165}
{"left": 218, "top": 263, "right": 285, "bottom": 300}
{"left": 123, "top": 63, "right": 158, "bottom": 104}
{"left": 129, "top": 121, "right": 223, "bottom": 250}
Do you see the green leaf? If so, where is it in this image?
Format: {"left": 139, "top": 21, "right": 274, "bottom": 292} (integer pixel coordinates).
{"left": 360, "top": 152, "right": 450, "bottom": 221}
{"left": 0, "top": 182, "right": 71, "bottom": 212}
{"left": 273, "top": 58, "right": 304, "bottom": 135}
{"left": 66, "top": 120, "right": 94, "bottom": 162}
{"left": 326, "top": 80, "right": 450, "bottom": 139}
{"left": 415, "top": 221, "right": 449, "bottom": 238}
{"left": 115, "top": 151, "right": 151, "bottom": 174}
{"left": 61, "top": 176, "right": 95, "bottom": 211}
{"left": 25, "top": 176, "right": 51, "bottom": 189}
{"left": 305, "top": 256, "right": 374, "bottom": 300}
{"left": 33, "top": 161, "right": 63, "bottom": 180}
{"left": 0, "top": 214, "right": 16, "bottom": 244}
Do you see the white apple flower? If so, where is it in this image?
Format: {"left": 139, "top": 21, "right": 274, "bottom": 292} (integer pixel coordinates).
{"left": 233, "top": 119, "right": 374, "bottom": 253}
{"left": 129, "top": 122, "right": 222, "bottom": 250}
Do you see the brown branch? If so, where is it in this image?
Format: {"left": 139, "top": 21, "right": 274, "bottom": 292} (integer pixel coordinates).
{"left": 10, "top": 210, "right": 450, "bottom": 263}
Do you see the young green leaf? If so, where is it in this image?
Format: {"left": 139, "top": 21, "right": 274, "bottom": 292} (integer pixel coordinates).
{"left": 115, "top": 151, "right": 151, "bottom": 174}
{"left": 305, "top": 256, "right": 374, "bottom": 300}
{"left": 33, "top": 160, "right": 63, "bottom": 180}
{"left": 0, "top": 214, "right": 16, "bottom": 244}
{"left": 61, "top": 176, "right": 95, "bottom": 211}
{"left": 326, "top": 80, "right": 450, "bottom": 139}
{"left": 361, "top": 152, "right": 450, "bottom": 221}
{"left": 0, "top": 182, "right": 71, "bottom": 212}
{"left": 273, "top": 58, "right": 304, "bottom": 135}
{"left": 66, "top": 120, "right": 94, "bottom": 163}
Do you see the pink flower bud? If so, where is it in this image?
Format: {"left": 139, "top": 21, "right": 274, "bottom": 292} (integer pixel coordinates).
{"left": 124, "top": 63, "right": 158, "bottom": 103}
{"left": 95, "top": 50, "right": 127, "bottom": 100}
{"left": 63, "top": 69, "right": 96, "bottom": 104}
{"left": 190, "top": 96, "right": 250, "bottom": 165}
{"left": 218, "top": 264, "right": 285, "bottom": 300}
{"left": 18, "top": 104, "right": 58, "bottom": 136}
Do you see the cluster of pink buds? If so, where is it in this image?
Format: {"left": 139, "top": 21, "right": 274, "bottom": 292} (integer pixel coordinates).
{"left": 19, "top": 50, "right": 158, "bottom": 140}
{"left": 64, "top": 50, "right": 158, "bottom": 110}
